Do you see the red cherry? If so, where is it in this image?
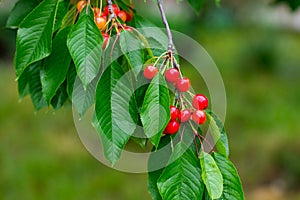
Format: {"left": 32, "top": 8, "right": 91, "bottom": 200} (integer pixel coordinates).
{"left": 165, "top": 68, "right": 180, "bottom": 83}
{"left": 179, "top": 109, "right": 191, "bottom": 122}
{"left": 143, "top": 65, "right": 158, "bottom": 79}
{"left": 93, "top": 8, "right": 106, "bottom": 17}
{"left": 118, "top": 25, "right": 132, "bottom": 32}
{"left": 125, "top": 9, "right": 133, "bottom": 22}
{"left": 77, "top": 1, "right": 86, "bottom": 12}
{"left": 93, "top": 8, "right": 100, "bottom": 16}
{"left": 101, "top": 32, "right": 110, "bottom": 49}
{"left": 123, "top": 26, "right": 133, "bottom": 32}
{"left": 164, "top": 121, "right": 180, "bottom": 135}
{"left": 117, "top": 10, "right": 127, "bottom": 22}
{"left": 192, "top": 94, "right": 208, "bottom": 110}
{"left": 176, "top": 78, "right": 190, "bottom": 92}
{"left": 170, "top": 106, "right": 179, "bottom": 121}
{"left": 192, "top": 110, "right": 206, "bottom": 125}
{"left": 94, "top": 16, "right": 107, "bottom": 30}
{"left": 104, "top": 4, "right": 120, "bottom": 15}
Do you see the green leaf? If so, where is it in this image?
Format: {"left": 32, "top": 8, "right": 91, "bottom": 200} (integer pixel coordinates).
{"left": 28, "top": 61, "right": 47, "bottom": 111}
{"left": 273, "top": 0, "right": 300, "bottom": 11}
{"left": 130, "top": 136, "right": 147, "bottom": 149}
{"left": 211, "top": 153, "right": 245, "bottom": 200}
{"left": 6, "top": 0, "right": 42, "bottom": 29}
{"left": 14, "top": 0, "right": 59, "bottom": 78}
{"left": 61, "top": 5, "right": 77, "bottom": 29}
{"left": 140, "top": 74, "right": 170, "bottom": 148}
{"left": 134, "top": 15, "right": 168, "bottom": 56}
{"left": 93, "top": 62, "right": 136, "bottom": 164}
{"left": 129, "top": 73, "right": 149, "bottom": 126}
{"left": 200, "top": 151, "right": 223, "bottom": 200}
{"left": 41, "top": 26, "right": 71, "bottom": 104}
{"left": 17, "top": 67, "right": 30, "bottom": 100}
{"left": 157, "top": 142, "right": 204, "bottom": 200}
{"left": 148, "top": 136, "right": 172, "bottom": 200}
{"left": 206, "top": 110, "right": 229, "bottom": 157}
{"left": 51, "top": 81, "right": 69, "bottom": 111}
{"left": 66, "top": 62, "right": 77, "bottom": 99}
{"left": 119, "top": 30, "right": 144, "bottom": 76}
{"left": 67, "top": 13, "right": 103, "bottom": 87}
{"left": 72, "top": 76, "right": 97, "bottom": 117}
{"left": 53, "top": 0, "right": 69, "bottom": 32}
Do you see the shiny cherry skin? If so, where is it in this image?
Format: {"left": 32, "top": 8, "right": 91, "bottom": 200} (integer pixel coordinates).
{"left": 170, "top": 106, "right": 179, "bottom": 121}
{"left": 178, "top": 109, "right": 191, "bottom": 122}
{"left": 104, "top": 4, "right": 120, "bottom": 15}
{"left": 192, "top": 94, "right": 208, "bottom": 110}
{"left": 125, "top": 9, "right": 133, "bottom": 22}
{"left": 176, "top": 78, "right": 190, "bottom": 92}
{"left": 94, "top": 16, "right": 107, "bottom": 30}
{"left": 124, "top": 26, "right": 133, "bottom": 32}
{"left": 143, "top": 65, "right": 158, "bottom": 79}
{"left": 164, "top": 121, "right": 180, "bottom": 135}
{"left": 165, "top": 68, "right": 180, "bottom": 83}
{"left": 117, "top": 10, "right": 127, "bottom": 22}
{"left": 192, "top": 110, "right": 206, "bottom": 125}
{"left": 93, "top": 8, "right": 100, "bottom": 16}
{"left": 77, "top": 1, "right": 86, "bottom": 12}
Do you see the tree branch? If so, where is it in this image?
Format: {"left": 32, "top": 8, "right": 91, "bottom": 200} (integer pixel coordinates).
{"left": 157, "top": 0, "right": 174, "bottom": 54}
{"left": 107, "top": 0, "right": 116, "bottom": 19}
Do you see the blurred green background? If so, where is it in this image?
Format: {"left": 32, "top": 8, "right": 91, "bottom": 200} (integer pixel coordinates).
{"left": 1, "top": 0, "right": 300, "bottom": 199}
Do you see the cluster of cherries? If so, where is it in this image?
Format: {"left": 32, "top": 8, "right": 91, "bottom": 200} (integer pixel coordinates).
{"left": 77, "top": 1, "right": 133, "bottom": 48}
{"left": 143, "top": 65, "right": 209, "bottom": 135}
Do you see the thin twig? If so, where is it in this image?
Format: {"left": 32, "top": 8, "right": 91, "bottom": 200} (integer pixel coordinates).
{"left": 107, "top": 0, "right": 116, "bottom": 19}
{"left": 157, "top": 0, "right": 174, "bottom": 54}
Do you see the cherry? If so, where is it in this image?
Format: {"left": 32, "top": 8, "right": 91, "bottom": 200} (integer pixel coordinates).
{"left": 77, "top": 0, "right": 86, "bottom": 12}
{"left": 101, "top": 32, "right": 110, "bottom": 49}
{"left": 117, "top": 10, "right": 127, "bottom": 22}
{"left": 164, "top": 120, "right": 180, "bottom": 135}
{"left": 143, "top": 65, "right": 158, "bottom": 79}
{"left": 125, "top": 9, "right": 133, "bottom": 22}
{"left": 93, "top": 7, "right": 100, "bottom": 16}
{"left": 93, "top": 7, "right": 106, "bottom": 17}
{"left": 165, "top": 68, "right": 180, "bottom": 83}
{"left": 192, "top": 94, "right": 208, "bottom": 110}
{"left": 124, "top": 26, "right": 133, "bottom": 32}
{"left": 170, "top": 106, "right": 179, "bottom": 121}
{"left": 176, "top": 77, "right": 190, "bottom": 92}
{"left": 104, "top": 4, "right": 120, "bottom": 16}
{"left": 192, "top": 110, "right": 206, "bottom": 125}
{"left": 118, "top": 25, "right": 133, "bottom": 32}
{"left": 95, "top": 16, "right": 107, "bottom": 30}
{"left": 179, "top": 109, "right": 191, "bottom": 122}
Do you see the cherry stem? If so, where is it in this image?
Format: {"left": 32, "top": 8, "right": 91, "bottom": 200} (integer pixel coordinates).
{"left": 189, "top": 121, "right": 214, "bottom": 152}
{"left": 196, "top": 131, "right": 214, "bottom": 151}
{"left": 86, "top": 0, "right": 91, "bottom": 14}
{"left": 193, "top": 135, "right": 200, "bottom": 156}
{"left": 156, "top": 0, "right": 175, "bottom": 56}
{"left": 110, "top": 32, "right": 120, "bottom": 57}
{"left": 170, "top": 136, "right": 174, "bottom": 151}
{"left": 153, "top": 52, "right": 168, "bottom": 67}
{"left": 180, "top": 124, "right": 186, "bottom": 142}
{"left": 100, "top": 0, "right": 103, "bottom": 13}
